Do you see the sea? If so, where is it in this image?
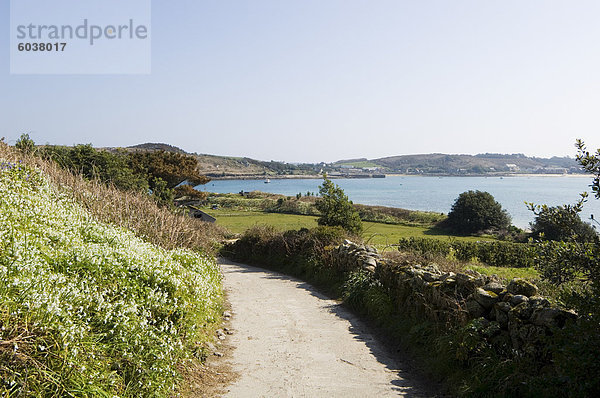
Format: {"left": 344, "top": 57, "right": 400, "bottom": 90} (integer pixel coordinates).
{"left": 197, "top": 175, "right": 600, "bottom": 229}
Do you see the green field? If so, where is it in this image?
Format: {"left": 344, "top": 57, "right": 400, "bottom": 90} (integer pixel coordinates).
{"left": 205, "top": 209, "right": 489, "bottom": 245}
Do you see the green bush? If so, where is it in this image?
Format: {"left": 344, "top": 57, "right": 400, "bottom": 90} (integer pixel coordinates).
{"left": 444, "top": 190, "right": 511, "bottom": 234}
{"left": 529, "top": 202, "right": 597, "bottom": 243}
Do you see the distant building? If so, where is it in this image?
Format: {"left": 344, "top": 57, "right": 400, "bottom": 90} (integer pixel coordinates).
{"left": 506, "top": 163, "right": 520, "bottom": 171}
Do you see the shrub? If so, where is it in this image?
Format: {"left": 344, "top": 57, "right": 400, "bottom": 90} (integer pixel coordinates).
{"left": 530, "top": 141, "right": 600, "bottom": 320}
{"left": 225, "top": 225, "right": 347, "bottom": 266}
{"left": 529, "top": 201, "right": 598, "bottom": 243}
{"left": 396, "top": 237, "right": 537, "bottom": 268}
{"left": 444, "top": 190, "right": 511, "bottom": 234}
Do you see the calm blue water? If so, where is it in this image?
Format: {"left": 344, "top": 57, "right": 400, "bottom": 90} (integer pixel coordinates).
{"left": 197, "top": 176, "right": 600, "bottom": 229}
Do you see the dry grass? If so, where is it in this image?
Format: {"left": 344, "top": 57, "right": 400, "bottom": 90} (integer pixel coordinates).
{"left": 0, "top": 142, "right": 228, "bottom": 254}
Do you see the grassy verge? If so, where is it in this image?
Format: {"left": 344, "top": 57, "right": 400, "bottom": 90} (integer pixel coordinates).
{"left": 0, "top": 148, "right": 224, "bottom": 396}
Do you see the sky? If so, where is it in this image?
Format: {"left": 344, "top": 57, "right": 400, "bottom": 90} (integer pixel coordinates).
{"left": 2, "top": 0, "right": 600, "bottom": 163}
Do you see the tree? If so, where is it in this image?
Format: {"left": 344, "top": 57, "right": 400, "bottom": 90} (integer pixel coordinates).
{"left": 150, "top": 177, "right": 174, "bottom": 208}
{"left": 15, "top": 133, "right": 35, "bottom": 153}
{"left": 129, "top": 151, "right": 210, "bottom": 188}
{"left": 528, "top": 198, "right": 597, "bottom": 242}
{"left": 315, "top": 175, "right": 362, "bottom": 235}
{"left": 445, "top": 190, "right": 511, "bottom": 233}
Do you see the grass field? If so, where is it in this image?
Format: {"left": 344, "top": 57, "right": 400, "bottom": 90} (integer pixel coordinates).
{"left": 204, "top": 209, "right": 490, "bottom": 245}
{"left": 205, "top": 209, "right": 542, "bottom": 279}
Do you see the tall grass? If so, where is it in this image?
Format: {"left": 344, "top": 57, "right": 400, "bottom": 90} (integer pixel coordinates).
{"left": 0, "top": 142, "right": 227, "bottom": 254}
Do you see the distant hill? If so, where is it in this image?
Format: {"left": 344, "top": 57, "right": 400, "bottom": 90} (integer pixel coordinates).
{"left": 336, "top": 153, "right": 580, "bottom": 175}
{"left": 126, "top": 143, "right": 319, "bottom": 178}
{"left": 123, "top": 143, "right": 581, "bottom": 177}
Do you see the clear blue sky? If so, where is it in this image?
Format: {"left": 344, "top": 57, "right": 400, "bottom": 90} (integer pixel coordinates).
{"left": 2, "top": 0, "right": 600, "bottom": 162}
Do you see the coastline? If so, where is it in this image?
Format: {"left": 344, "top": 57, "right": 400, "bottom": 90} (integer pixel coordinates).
{"left": 209, "top": 173, "right": 589, "bottom": 181}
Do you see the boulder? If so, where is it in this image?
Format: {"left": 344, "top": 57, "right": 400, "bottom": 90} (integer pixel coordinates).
{"left": 455, "top": 273, "right": 485, "bottom": 295}
{"left": 509, "top": 322, "right": 546, "bottom": 351}
{"left": 531, "top": 307, "right": 577, "bottom": 328}
{"left": 529, "top": 296, "right": 550, "bottom": 309}
{"left": 362, "top": 257, "right": 377, "bottom": 268}
{"left": 495, "top": 301, "right": 512, "bottom": 313}
{"left": 510, "top": 295, "right": 529, "bottom": 306}
{"left": 423, "top": 264, "right": 442, "bottom": 274}
{"left": 466, "top": 299, "right": 487, "bottom": 318}
{"left": 506, "top": 278, "right": 538, "bottom": 297}
{"left": 509, "top": 302, "right": 533, "bottom": 321}
{"left": 472, "top": 288, "right": 499, "bottom": 310}
{"left": 439, "top": 272, "right": 456, "bottom": 282}
{"left": 483, "top": 282, "right": 505, "bottom": 295}
{"left": 494, "top": 302, "right": 511, "bottom": 328}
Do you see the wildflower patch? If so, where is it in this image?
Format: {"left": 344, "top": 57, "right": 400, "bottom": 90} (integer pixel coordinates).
{"left": 0, "top": 161, "right": 223, "bottom": 396}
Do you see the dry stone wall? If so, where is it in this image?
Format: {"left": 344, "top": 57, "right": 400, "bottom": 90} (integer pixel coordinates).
{"left": 332, "top": 240, "right": 577, "bottom": 353}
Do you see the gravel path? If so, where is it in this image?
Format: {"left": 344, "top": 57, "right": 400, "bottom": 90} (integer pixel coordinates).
{"left": 219, "top": 259, "right": 433, "bottom": 397}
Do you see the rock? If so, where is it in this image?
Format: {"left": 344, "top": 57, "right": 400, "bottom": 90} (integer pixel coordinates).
{"left": 455, "top": 273, "right": 485, "bottom": 294}
{"left": 483, "top": 282, "right": 505, "bottom": 295}
{"left": 363, "top": 257, "right": 377, "bottom": 268}
{"left": 343, "top": 239, "right": 354, "bottom": 245}
{"left": 213, "top": 352, "right": 224, "bottom": 357}
{"left": 495, "top": 301, "right": 512, "bottom": 313}
{"left": 423, "top": 264, "right": 442, "bottom": 274}
{"left": 529, "top": 296, "right": 550, "bottom": 309}
{"left": 472, "top": 288, "right": 499, "bottom": 309}
{"left": 223, "top": 311, "right": 232, "bottom": 318}
{"left": 509, "top": 322, "right": 546, "bottom": 351}
{"left": 510, "top": 295, "right": 529, "bottom": 306}
{"left": 420, "top": 271, "right": 440, "bottom": 283}
{"left": 466, "top": 299, "right": 487, "bottom": 318}
{"left": 531, "top": 307, "right": 577, "bottom": 328}
{"left": 509, "top": 302, "right": 533, "bottom": 321}
{"left": 439, "top": 272, "right": 456, "bottom": 282}
{"left": 506, "top": 278, "right": 538, "bottom": 297}
{"left": 494, "top": 303, "right": 510, "bottom": 328}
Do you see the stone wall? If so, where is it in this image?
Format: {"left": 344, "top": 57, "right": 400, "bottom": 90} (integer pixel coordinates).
{"left": 332, "top": 240, "right": 576, "bottom": 353}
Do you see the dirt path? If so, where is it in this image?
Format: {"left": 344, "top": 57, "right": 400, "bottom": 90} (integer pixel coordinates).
{"left": 218, "top": 259, "right": 434, "bottom": 397}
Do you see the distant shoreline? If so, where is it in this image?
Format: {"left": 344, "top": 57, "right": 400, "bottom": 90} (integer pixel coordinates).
{"left": 210, "top": 173, "right": 589, "bottom": 181}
